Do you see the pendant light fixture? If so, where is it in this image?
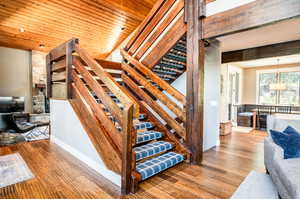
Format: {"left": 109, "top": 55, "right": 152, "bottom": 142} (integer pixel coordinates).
{"left": 269, "top": 59, "right": 287, "bottom": 91}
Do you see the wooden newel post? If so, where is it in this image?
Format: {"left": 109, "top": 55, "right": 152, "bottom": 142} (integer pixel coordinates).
{"left": 66, "top": 39, "right": 78, "bottom": 99}
{"left": 185, "top": 0, "right": 206, "bottom": 165}
{"left": 121, "top": 104, "right": 134, "bottom": 194}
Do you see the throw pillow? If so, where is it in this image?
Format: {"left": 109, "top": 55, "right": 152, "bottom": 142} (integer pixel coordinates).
{"left": 285, "top": 133, "right": 300, "bottom": 159}
{"left": 283, "top": 125, "right": 300, "bottom": 136}
{"left": 270, "top": 129, "right": 289, "bottom": 150}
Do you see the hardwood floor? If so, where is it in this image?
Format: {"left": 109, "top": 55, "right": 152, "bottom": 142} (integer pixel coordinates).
{"left": 0, "top": 130, "right": 267, "bottom": 199}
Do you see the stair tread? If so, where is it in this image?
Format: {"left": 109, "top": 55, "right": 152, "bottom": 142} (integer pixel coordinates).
{"left": 135, "top": 122, "right": 155, "bottom": 130}
{"left": 136, "top": 152, "right": 184, "bottom": 181}
{"left": 134, "top": 141, "right": 173, "bottom": 161}
{"left": 136, "top": 131, "right": 163, "bottom": 144}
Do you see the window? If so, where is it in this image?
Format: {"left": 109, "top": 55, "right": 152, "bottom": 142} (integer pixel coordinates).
{"left": 258, "top": 72, "right": 277, "bottom": 104}
{"left": 258, "top": 69, "right": 300, "bottom": 105}
{"left": 279, "top": 72, "right": 300, "bottom": 105}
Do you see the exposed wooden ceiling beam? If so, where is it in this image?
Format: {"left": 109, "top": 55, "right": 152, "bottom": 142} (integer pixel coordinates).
{"left": 222, "top": 39, "right": 300, "bottom": 64}
{"left": 203, "top": 0, "right": 300, "bottom": 39}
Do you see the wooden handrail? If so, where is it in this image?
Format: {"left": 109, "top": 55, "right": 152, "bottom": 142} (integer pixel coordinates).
{"left": 74, "top": 44, "right": 139, "bottom": 117}
{"left": 122, "top": 73, "right": 186, "bottom": 139}
{"left": 73, "top": 57, "right": 124, "bottom": 126}
{"left": 128, "top": 0, "right": 177, "bottom": 55}
{"left": 121, "top": 49, "right": 186, "bottom": 105}
{"left": 72, "top": 70, "right": 123, "bottom": 152}
{"left": 125, "top": 0, "right": 166, "bottom": 51}
{"left": 46, "top": 38, "right": 78, "bottom": 100}
{"left": 48, "top": 38, "right": 78, "bottom": 62}
{"left": 73, "top": 43, "right": 137, "bottom": 194}
{"left": 51, "top": 59, "right": 66, "bottom": 72}
{"left": 135, "top": 0, "right": 184, "bottom": 60}
{"left": 122, "top": 63, "right": 186, "bottom": 123}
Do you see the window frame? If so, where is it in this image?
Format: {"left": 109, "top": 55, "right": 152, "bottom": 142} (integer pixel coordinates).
{"left": 256, "top": 67, "right": 300, "bottom": 105}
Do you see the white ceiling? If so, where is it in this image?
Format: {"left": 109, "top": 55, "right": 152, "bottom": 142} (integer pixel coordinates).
{"left": 233, "top": 54, "right": 300, "bottom": 68}
{"left": 218, "top": 18, "right": 300, "bottom": 52}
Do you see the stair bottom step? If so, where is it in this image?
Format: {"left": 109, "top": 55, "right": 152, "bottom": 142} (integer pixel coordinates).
{"left": 136, "top": 152, "right": 184, "bottom": 181}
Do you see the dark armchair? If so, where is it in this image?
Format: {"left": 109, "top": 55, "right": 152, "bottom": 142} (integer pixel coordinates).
{"left": 0, "top": 112, "right": 49, "bottom": 134}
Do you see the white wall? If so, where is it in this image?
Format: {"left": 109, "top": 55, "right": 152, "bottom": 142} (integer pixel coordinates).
{"left": 0, "top": 47, "right": 32, "bottom": 112}
{"left": 50, "top": 99, "right": 121, "bottom": 186}
{"left": 207, "top": 0, "right": 255, "bottom": 16}
{"left": 171, "top": 40, "right": 221, "bottom": 151}
{"left": 203, "top": 40, "right": 221, "bottom": 150}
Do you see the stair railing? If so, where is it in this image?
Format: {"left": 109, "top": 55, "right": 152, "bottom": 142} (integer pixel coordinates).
{"left": 121, "top": 49, "right": 186, "bottom": 142}
{"left": 125, "top": 0, "right": 186, "bottom": 69}
{"left": 47, "top": 39, "right": 139, "bottom": 194}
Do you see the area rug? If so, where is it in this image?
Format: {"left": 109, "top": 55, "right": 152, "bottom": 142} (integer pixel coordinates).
{"left": 0, "top": 153, "right": 34, "bottom": 188}
{"left": 231, "top": 171, "right": 278, "bottom": 199}
{"left": 23, "top": 125, "right": 49, "bottom": 142}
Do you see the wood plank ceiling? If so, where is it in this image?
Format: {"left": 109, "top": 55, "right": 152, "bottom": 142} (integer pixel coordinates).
{"left": 0, "top": 0, "right": 157, "bottom": 58}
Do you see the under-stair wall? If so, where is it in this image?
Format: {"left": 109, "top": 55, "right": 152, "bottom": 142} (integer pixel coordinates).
{"left": 50, "top": 99, "right": 121, "bottom": 186}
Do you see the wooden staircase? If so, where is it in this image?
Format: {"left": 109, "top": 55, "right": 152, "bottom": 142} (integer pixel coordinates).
{"left": 46, "top": 0, "right": 201, "bottom": 195}
{"left": 46, "top": 0, "right": 300, "bottom": 195}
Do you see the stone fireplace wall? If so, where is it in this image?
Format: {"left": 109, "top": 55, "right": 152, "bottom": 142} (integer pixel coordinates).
{"left": 32, "top": 50, "right": 47, "bottom": 113}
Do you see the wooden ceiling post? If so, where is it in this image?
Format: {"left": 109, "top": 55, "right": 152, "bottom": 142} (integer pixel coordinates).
{"left": 185, "top": 0, "right": 206, "bottom": 165}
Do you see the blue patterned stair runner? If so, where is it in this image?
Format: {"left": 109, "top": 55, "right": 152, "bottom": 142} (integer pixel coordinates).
{"left": 136, "top": 152, "right": 184, "bottom": 180}
{"left": 135, "top": 122, "right": 155, "bottom": 130}
{"left": 152, "top": 35, "right": 186, "bottom": 84}
{"left": 134, "top": 141, "right": 173, "bottom": 161}
{"left": 136, "top": 131, "right": 163, "bottom": 144}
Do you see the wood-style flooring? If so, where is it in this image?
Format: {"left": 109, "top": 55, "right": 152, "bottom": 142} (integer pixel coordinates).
{"left": 0, "top": 130, "right": 267, "bottom": 199}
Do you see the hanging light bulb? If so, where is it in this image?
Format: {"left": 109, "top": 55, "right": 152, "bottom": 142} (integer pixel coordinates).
{"left": 269, "top": 59, "right": 287, "bottom": 91}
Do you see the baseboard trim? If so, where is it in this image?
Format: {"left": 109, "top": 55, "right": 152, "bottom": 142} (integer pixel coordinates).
{"left": 51, "top": 135, "right": 121, "bottom": 187}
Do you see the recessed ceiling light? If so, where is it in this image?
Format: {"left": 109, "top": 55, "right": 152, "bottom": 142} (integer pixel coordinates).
{"left": 19, "top": 27, "right": 25, "bottom": 32}
{"left": 39, "top": 44, "right": 45, "bottom": 48}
